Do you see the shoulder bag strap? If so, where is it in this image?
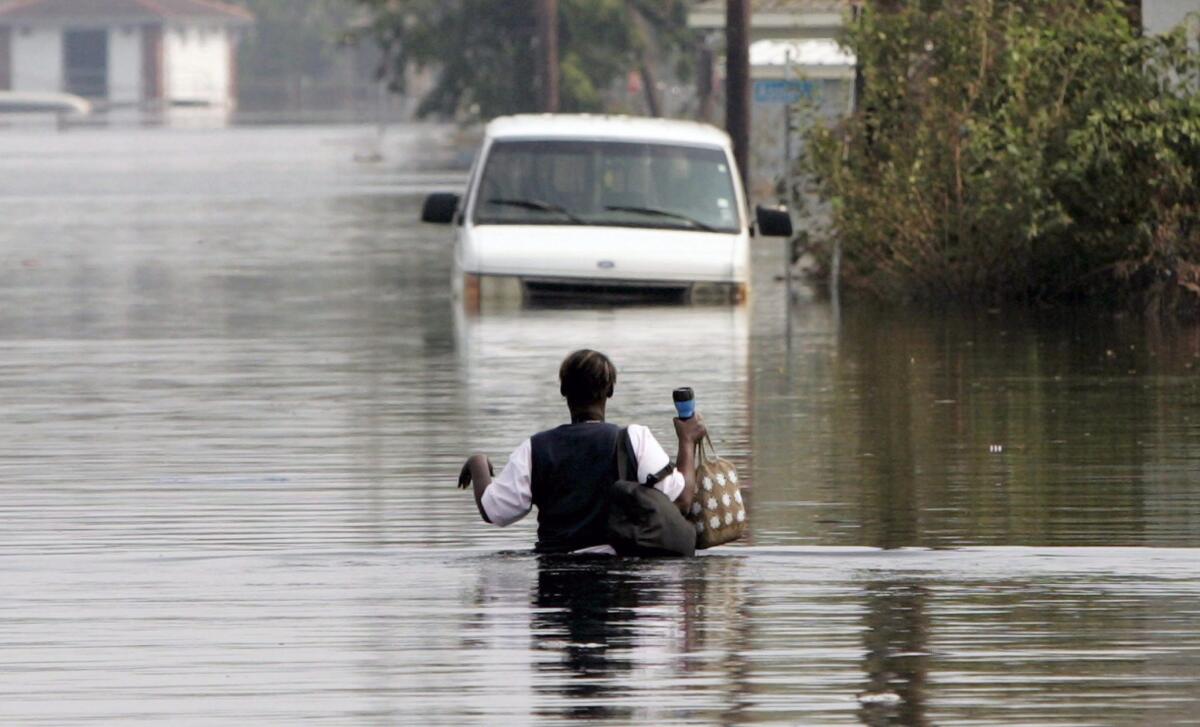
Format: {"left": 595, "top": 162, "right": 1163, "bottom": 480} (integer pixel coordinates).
{"left": 615, "top": 427, "right": 651, "bottom": 486}
{"left": 615, "top": 427, "right": 631, "bottom": 481}
{"left": 624, "top": 428, "right": 643, "bottom": 485}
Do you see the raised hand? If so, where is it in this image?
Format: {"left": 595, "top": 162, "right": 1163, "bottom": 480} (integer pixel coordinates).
{"left": 673, "top": 412, "right": 707, "bottom": 445}
{"left": 457, "top": 454, "right": 493, "bottom": 489}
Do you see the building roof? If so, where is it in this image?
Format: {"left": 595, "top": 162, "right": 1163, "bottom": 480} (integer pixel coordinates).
{"left": 749, "top": 37, "right": 855, "bottom": 80}
{"left": 751, "top": 38, "right": 854, "bottom": 67}
{"left": 695, "top": 0, "right": 851, "bottom": 10}
{"left": 0, "top": 0, "right": 253, "bottom": 24}
{"left": 486, "top": 114, "right": 731, "bottom": 148}
{"left": 688, "top": 0, "right": 853, "bottom": 37}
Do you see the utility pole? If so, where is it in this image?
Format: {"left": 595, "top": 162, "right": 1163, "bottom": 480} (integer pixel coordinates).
{"left": 851, "top": 3, "right": 864, "bottom": 113}
{"left": 725, "top": 0, "right": 751, "bottom": 196}
{"left": 537, "top": 0, "right": 560, "bottom": 112}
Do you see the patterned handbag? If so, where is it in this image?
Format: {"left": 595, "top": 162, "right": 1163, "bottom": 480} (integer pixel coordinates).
{"left": 688, "top": 435, "right": 747, "bottom": 549}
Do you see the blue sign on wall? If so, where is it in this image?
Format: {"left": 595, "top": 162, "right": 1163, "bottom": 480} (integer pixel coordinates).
{"left": 753, "top": 80, "right": 817, "bottom": 104}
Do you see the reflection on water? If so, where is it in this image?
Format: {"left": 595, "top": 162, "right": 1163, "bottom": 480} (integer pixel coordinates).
{"left": 752, "top": 306, "right": 1200, "bottom": 549}
{"left": 533, "top": 558, "right": 643, "bottom": 721}
{"left": 529, "top": 556, "right": 757, "bottom": 725}
{"left": 858, "top": 580, "right": 929, "bottom": 726}
{"left": 0, "top": 126, "right": 1198, "bottom": 724}
{"left": 453, "top": 302, "right": 749, "bottom": 452}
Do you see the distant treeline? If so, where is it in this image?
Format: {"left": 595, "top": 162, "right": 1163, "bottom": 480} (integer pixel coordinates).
{"left": 234, "top": 1, "right": 700, "bottom": 118}
{"left": 802, "top": 0, "right": 1200, "bottom": 317}
{"left": 345, "top": 0, "right": 696, "bottom": 120}
{"left": 235, "top": 0, "right": 363, "bottom": 83}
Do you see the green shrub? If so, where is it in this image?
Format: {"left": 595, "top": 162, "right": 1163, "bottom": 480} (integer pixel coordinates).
{"left": 803, "top": 0, "right": 1200, "bottom": 315}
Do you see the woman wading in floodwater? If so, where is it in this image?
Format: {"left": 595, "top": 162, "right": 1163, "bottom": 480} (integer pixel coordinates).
{"left": 457, "top": 349, "right": 706, "bottom": 554}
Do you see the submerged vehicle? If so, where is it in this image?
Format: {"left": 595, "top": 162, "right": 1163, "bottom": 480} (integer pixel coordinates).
{"left": 0, "top": 91, "right": 91, "bottom": 115}
{"left": 422, "top": 114, "right": 791, "bottom": 307}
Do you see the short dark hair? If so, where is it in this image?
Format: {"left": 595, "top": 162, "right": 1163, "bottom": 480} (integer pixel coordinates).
{"left": 559, "top": 349, "right": 617, "bottom": 406}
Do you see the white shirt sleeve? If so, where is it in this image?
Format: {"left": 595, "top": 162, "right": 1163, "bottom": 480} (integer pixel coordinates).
{"left": 627, "top": 424, "right": 686, "bottom": 502}
{"left": 479, "top": 439, "right": 533, "bottom": 527}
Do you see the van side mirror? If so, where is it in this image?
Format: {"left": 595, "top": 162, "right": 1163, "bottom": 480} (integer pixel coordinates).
{"left": 421, "top": 193, "right": 461, "bottom": 224}
{"left": 755, "top": 205, "right": 793, "bottom": 237}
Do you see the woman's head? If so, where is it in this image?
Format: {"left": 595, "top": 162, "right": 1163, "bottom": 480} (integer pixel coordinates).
{"left": 559, "top": 349, "right": 617, "bottom": 408}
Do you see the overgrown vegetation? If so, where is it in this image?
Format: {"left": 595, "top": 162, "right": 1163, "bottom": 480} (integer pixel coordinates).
{"left": 802, "top": 0, "right": 1200, "bottom": 316}
{"left": 237, "top": 0, "right": 359, "bottom": 84}
{"left": 347, "top": 0, "right": 693, "bottom": 120}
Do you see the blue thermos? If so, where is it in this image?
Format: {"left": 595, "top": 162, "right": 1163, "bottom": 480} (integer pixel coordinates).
{"left": 673, "top": 387, "right": 695, "bottom": 420}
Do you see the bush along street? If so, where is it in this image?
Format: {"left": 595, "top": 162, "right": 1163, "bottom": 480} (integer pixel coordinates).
{"left": 802, "top": 0, "right": 1200, "bottom": 317}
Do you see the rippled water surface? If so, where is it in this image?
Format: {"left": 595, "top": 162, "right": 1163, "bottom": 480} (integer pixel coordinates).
{"left": 1, "top": 126, "right": 1197, "bottom": 725}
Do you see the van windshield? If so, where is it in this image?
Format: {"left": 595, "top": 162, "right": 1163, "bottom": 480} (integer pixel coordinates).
{"left": 472, "top": 140, "right": 741, "bottom": 233}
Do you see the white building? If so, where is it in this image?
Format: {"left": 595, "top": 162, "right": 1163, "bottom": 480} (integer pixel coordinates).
{"left": 1143, "top": 0, "right": 1200, "bottom": 35}
{"left": 0, "top": 0, "right": 252, "bottom": 110}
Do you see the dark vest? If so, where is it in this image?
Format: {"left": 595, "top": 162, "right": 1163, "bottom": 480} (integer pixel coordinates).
{"left": 530, "top": 422, "right": 621, "bottom": 553}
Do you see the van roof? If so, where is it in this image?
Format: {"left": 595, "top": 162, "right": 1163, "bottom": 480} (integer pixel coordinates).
{"left": 485, "top": 114, "right": 732, "bottom": 148}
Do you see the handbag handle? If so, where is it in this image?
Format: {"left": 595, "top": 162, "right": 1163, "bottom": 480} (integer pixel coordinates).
{"left": 694, "top": 433, "right": 719, "bottom": 463}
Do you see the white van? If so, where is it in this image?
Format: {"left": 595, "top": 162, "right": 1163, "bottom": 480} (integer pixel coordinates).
{"left": 422, "top": 114, "right": 792, "bottom": 307}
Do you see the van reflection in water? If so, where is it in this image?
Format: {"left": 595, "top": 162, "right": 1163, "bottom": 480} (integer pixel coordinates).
{"left": 451, "top": 298, "right": 751, "bottom": 462}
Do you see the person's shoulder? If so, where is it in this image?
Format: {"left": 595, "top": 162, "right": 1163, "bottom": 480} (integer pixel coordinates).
{"left": 502, "top": 437, "right": 532, "bottom": 463}
{"left": 624, "top": 423, "right": 657, "bottom": 441}
{"left": 531, "top": 424, "right": 564, "bottom": 440}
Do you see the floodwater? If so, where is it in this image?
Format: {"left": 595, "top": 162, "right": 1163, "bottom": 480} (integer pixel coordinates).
{"left": 0, "top": 125, "right": 1197, "bottom": 725}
